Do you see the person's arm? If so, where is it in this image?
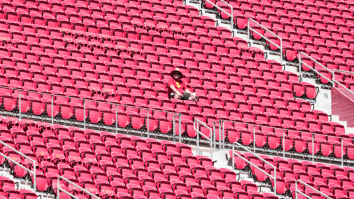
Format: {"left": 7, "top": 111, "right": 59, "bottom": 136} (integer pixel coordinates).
{"left": 170, "top": 85, "right": 182, "bottom": 96}
{"left": 185, "top": 89, "right": 192, "bottom": 94}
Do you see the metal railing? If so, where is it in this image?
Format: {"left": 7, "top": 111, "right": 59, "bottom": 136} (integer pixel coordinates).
{"left": 4, "top": 83, "right": 354, "bottom": 166}
{"left": 334, "top": 80, "right": 354, "bottom": 96}
{"left": 295, "top": 180, "right": 331, "bottom": 199}
{"left": 199, "top": 0, "right": 233, "bottom": 34}
{"left": 298, "top": 52, "right": 334, "bottom": 86}
{"left": 194, "top": 119, "right": 214, "bottom": 160}
{"left": 212, "top": 119, "right": 352, "bottom": 167}
{"left": 57, "top": 176, "right": 101, "bottom": 199}
{"left": 247, "top": 19, "right": 283, "bottom": 65}
{"left": 231, "top": 143, "right": 277, "bottom": 194}
{"left": 332, "top": 69, "right": 354, "bottom": 83}
{"left": 0, "top": 140, "right": 36, "bottom": 192}
{"left": 0, "top": 85, "right": 183, "bottom": 143}
{"left": 332, "top": 70, "right": 354, "bottom": 96}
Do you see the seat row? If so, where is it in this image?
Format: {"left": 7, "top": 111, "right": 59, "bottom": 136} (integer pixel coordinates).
{"left": 0, "top": 117, "right": 282, "bottom": 199}
{"left": 219, "top": 0, "right": 354, "bottom": 72}
{"left": 2, "top": 93, "right": 351, "bottom": 161}
{"left": 229, "top": 150, "right": 354, "bottom": 198}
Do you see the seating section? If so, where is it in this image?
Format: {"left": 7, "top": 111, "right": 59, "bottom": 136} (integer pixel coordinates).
{"left": 0, "top": 185, "right": 38, "bottom": 199}
{"left": 0, "top": 0, "right": 347, "bottom": 161}
{"left": 0, "top": 117, "right": 284, "bottom": 199}
{"left": 230, "top": 150, "right": 354, "bottom": 199}
{"left": 212, "top": 0, "right": 354, "bottom": 85}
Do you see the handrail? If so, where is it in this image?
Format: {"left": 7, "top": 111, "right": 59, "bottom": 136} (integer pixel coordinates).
{"left": 194, "top": 119, "right": 214, "bottom": 160}
{"left": 57, "top": 176, "right": 101, "bottom": 199}
{"left": 213, "top": 118, "right": 351, "bottom": 166}
{"left": 200, "top": 0, "right": 234, "bottom": 35}
{"left": 332, "top": 69, "right": 354, "bottom": 82}
{"left": 295, "top": 180, "right": 331, "bottom": 199}
{"left": 298, "top": 52, "right": 334, "bottom": 86}
{"left": 231, "top": 144, "right": 277, "bottom": 194}
{"left": 333, "top": 80, "right": 354, "bottom": 96}
{"left": 247, "top": 18, "right": 283, "bottom": 65}
{"left": 0, "top": 140, "right": 36, "bottom": 192}
{"left": 0, "top": 84, "right": 182, "bottom": 140}
{"left": 173, "top": 114, "right": 182, "bottom": 143}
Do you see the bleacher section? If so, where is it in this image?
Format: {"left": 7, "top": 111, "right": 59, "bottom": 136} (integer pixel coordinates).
{"left": 0, "top": 0, "right": 353, "bottom": 198}
{"left": 212, "top": 0, "right": 354, "bottom": 87}
{"left": 0, "top": 117, "right": 284, "bottom": 199}
{"left": 0, "top": 0, "right": 348, "bottom": 161}
{"left": 230, "top": 150, "right": 354, "bottom": 199}
{"left": 0, "top": 116, "right": 353, "bottom": 199}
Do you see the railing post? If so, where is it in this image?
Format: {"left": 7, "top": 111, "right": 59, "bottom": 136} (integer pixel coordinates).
{"left": 253, "top": 125, "right": 256, "bottom": 153}
{"left": 274, "top": 167, "right": 276, "bottom": 195}
{"left": 51, "top": 95, "right": 54, "bottom": 125}
{"left": 19, "top": 90, "right": 21, "bottom": 120}
{"left": 231, "top": 144, "right": 235, "bottom": 170}
{"left": 146, "top": 108, "right": 149, "bottom": 138}
{"left": 231, "top": 5, "right": 233, "bottom": 36}
{"left": 196, "top": 122, "right": 200, "bottom": 155}
{"left": 115, "top": 105, "right": 118, "bottom": 134}
{"left": 298, "top": 53, "right": 302, "bottom": 77}
{"left": 312, "top": 134, "right": 314, "bottom": 162}
{"left": 210, "top": 129, "right": 213, "bottom": 160}
{"left": 295, "top": 180, "right": 298, "bottom": 199}
{"left": 83, "top": 100, "right": 86, "bottom": 129}
{"left": 341, "top": 138, "right": 344, "bottom": 167}
{"left": 222, "top": 120, "right": 225, "bottom": 150}
{"left": 282, "top": 129, "right": 285, "bottom": 158}
{"left": 247, "top": 19, "right": 251, "bottom": 45}
{"left": 312, "top": 134, "right": 315, "bottom": 162}
{"left": 173, "top": 114, "right": 176, "bottom": 143}
{"left": 280, "top": 38, "right": 283, "bottom": 65}
{"left": 214, "top": 122, "right": 217, "bottom": 150}
{"left": 179, "top": 114, "right": 182, "bottom": 143}
{"left": 56, "top": 177, "right": 60, "bottom": 199}
{"left": 33, "top": 159, "right": 36, "bottom": 192}
{"left": 218, "top": 121, "right": 221, "bottom": 150}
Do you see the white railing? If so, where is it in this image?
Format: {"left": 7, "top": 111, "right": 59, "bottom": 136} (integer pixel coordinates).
{"left": 295, "top": 180, "right": 331, "bottom": 199}
{"left": 57, "top": 176, "right": 101, "bottom": 199}
{"left": 298, "top": 52, "right": 334, "bottom": 86}
{"left": 231, "top": 143, "right": 277, "bottom": 194}
{"left": 199, "top": 0, "right": 233, "bottom": 34}
{"left": 0, "top": 140, "right": 37, "bottom": 192}
{"left": 173, "top": 114, "right": 182, "bottom": 143}
{"left": 247, "top": 19, "right": 283, "bottom": 65}
{"left": 5, "top": 83, "right": 353, "bottom": 166}
{"left": 213, "top": 119, "right": 350, "bottom": 167}
{"left": 334, "top": 80, "right": 354, "bottom": 95}
{"left": 194, "top": 119, "right": 214, "bottom": 160}
{"left": 0, "top": 85, "right": 183, "bottom": 143}
{"left": 332, "top": 69, "right": 354, "bottom": 94}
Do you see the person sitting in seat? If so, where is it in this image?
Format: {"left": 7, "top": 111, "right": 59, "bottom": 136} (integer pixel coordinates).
{"left": 168, "top": 68, "right": 197, "bottom": 101}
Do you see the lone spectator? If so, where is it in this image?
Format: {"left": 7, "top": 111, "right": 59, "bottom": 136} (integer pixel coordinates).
{"left": 168, "top": 68, "right": 197, "bottom": 101}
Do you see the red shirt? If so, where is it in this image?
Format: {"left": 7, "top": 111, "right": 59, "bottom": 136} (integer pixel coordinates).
{"left": 168, "top": 77, "right": 186, "bottom": 93}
